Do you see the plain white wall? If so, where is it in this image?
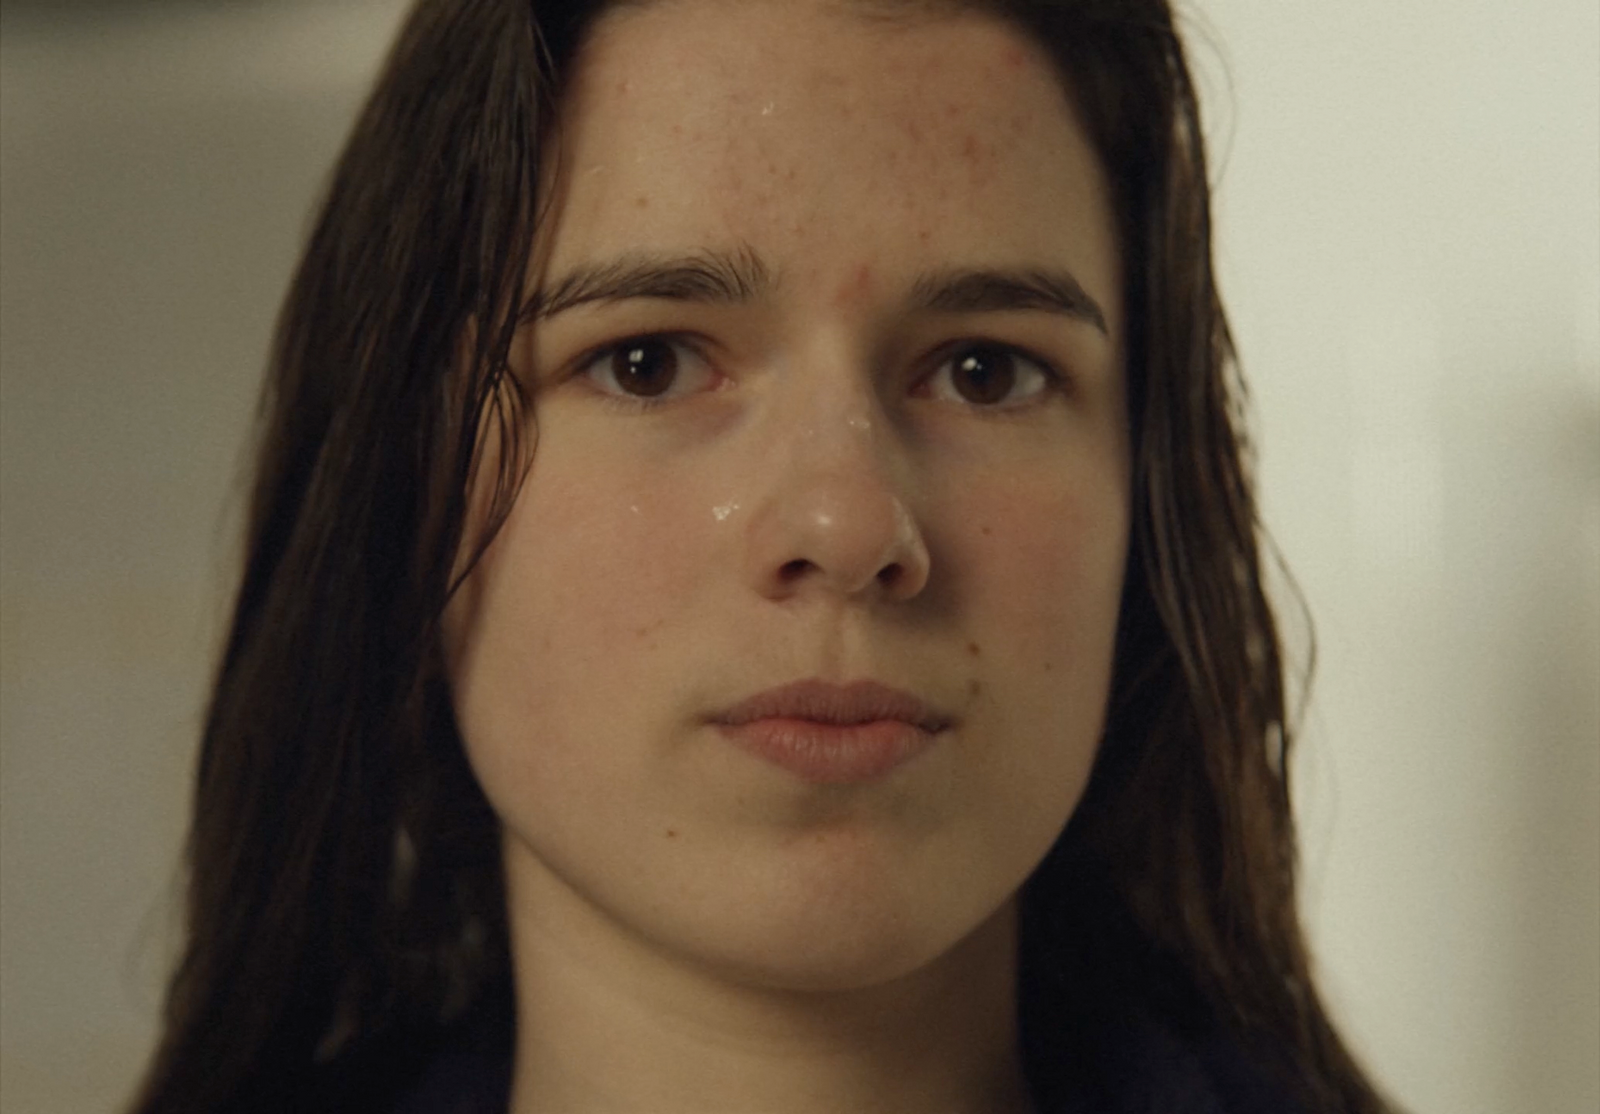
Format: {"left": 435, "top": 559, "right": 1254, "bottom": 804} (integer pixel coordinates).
{"left": 1193, "top": 4, "right": 1600, "bottom": 1112}
{"left": 0, "top": 4, "right": 413, "bottom": 1109}
{"left": 0, "top": 2, "right": 1595, "bottom": 1112}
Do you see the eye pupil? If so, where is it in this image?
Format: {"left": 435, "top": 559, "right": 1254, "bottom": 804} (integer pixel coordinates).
{"left": 612, "top": 340, "right": 678, "bottom": 397}
{"left": 953, "top": 347, "right": 1016, "bottom": 405}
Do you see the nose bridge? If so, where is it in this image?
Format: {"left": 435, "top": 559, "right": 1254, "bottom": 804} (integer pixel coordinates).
{"left": 772, "top": 344, "right": 904, "bottom": 509}
{"left": 788, "top": 361, "right": 884, "bottom": 469}
{"left": 740, "top": 348, "right": 931, "bottom": 602}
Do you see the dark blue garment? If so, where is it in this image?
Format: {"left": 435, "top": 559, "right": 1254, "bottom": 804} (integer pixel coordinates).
{"left": 388, "top": 1017, "right": 1305, "bottom": 1114}
{"left": 1060, "top": 1008, "right": 1307, "bottom": 1114}
{"left": 389, "top": 1044, "right": 511, "bottom": 1114}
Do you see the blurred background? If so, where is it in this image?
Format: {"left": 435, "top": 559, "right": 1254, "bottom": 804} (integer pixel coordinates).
{"left": 1, "top": 0, "right": 1595, "bottom": 1111}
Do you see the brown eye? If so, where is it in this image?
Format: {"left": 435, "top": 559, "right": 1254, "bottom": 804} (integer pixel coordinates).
{"left": 578, "top": 335, "right": 718, "bottom": 411}
{"left": 926, "top": 343, "right": 1057, "bottom": 408}
{"left": 950, "top": 346, "right": 1018, "bottom": 405}
{"left": 610, "top": 339, "right": 679, "bottom": 397}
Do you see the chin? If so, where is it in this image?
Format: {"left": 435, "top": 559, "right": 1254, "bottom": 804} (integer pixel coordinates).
{"left": 709, "top": 927, "right": 939, "bottom": 995}
{"left": 675, "top": 876, "right": 1016, "bottom": 998}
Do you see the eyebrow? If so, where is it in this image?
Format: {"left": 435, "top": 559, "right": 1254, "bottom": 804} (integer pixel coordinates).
{"left": 909, "top": 266, "right": 1109, "bottom": 335}
{"left": 521, "top": 246, "right": 772, "bottom": 321}
{"left": 522, "top": 249, "right": 1108, "bottom": 335}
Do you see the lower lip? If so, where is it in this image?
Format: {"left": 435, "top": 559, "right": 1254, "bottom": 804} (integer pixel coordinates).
{"left": 716, "top": 718, "right": 936, "bottom": 784}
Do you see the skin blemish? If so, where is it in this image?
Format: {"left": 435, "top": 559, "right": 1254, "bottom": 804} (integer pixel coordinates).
{"left": 1043, "top": 661, "right": 1054, "bottom": 673}
{"left": 665, "top": 829, "right": 678, "bottom": 839}
{"left": 967, "top": 641, "right": 981, "bottom": 658}
{"left": 958, "top": 133, "right": 1001, "bottom": 189}
{"left": 634, "top": 195, "right": 649, "bottom": 209}
{"left": 967, "top": 678, "right": 982, "bottom": 699}
{"left": 835, "top": 263, "right": 874, "bottom": 306}
{"left": 981, "top": 525, "right": 992, "bottom": 537}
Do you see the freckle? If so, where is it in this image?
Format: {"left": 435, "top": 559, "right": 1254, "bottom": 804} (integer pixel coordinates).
{"left": 917, "top": 228, "right": 930, "bottom": 244}
{"left": 967, "top": 641, "right": 981, "bottom": 657}
{"left": 665, "top": 829, "right": 678, "bottom": 839}
{"left": 634, "top": 195, "right": 649, "bottom": 209}
{"left": 670, "top": 123, "right": 684, "bottom": 137}
{"left": 981, "top": 525, "right": 992, "bottom": 537}
{"left": 968, "top": 678, "right": 982, "bottom": 698}
{"left": 1043, "top": 660, "right": 1053, "bottom": 673}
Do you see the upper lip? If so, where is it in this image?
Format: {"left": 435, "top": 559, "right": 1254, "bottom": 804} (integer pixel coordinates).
{"left": 710, "top": 679, "right": 953, "bottom": 732}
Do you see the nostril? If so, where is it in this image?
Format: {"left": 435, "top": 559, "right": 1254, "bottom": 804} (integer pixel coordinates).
{"left": 780, "top": 559, "right": 813, "bottom": 582}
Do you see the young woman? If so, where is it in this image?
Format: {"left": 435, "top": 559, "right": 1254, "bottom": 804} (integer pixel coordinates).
{"left": 129, "top": 1, "right": 1396, "bottom": 1111}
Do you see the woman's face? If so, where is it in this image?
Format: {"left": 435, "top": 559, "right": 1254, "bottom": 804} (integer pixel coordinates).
{"left": 445, "top": 0, "right": 1128, "bottom": 992}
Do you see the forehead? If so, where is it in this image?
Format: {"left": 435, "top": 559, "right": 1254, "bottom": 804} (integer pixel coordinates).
{"left": 538, "top": 0, "right": 1116, "bottom": 312}
{"left": 579, "top": 0, "right": 1058, "bottom": 115}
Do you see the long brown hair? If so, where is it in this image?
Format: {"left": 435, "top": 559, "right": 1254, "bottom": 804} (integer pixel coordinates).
{"left": 129, "top": 2, "right": 1392, "bottom": 1111}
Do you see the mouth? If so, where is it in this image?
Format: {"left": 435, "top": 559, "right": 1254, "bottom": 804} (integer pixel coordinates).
{"left": 709, "top": 679, "right": 952, "bottom": 784}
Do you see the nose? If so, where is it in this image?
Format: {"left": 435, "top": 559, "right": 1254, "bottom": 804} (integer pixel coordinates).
{"left": 742, "top": 379, "right": 931, "bottom": 605}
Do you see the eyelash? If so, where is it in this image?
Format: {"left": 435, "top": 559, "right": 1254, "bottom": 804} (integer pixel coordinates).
{"left": 571, "top": 333, "right": 1067, "bottom": 414}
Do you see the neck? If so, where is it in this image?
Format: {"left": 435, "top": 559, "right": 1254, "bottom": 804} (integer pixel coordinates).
{"left": 501, "top": 842, "right": 1035, "bottom": 1114}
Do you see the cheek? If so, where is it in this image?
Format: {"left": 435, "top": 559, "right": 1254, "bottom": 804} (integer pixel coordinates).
{"left": 912, "top": 463, "right": 1126, "bottom": 900}
{"left": 960, "top": 467, "right": 1129, "bottom": 663}
{"left": 445, "top": 451, "right": 719, "bottom": 787}
{"left": 959, "top": 468, "right": 1127, "bottom": 836}
{"left": 514, "top": 460, "right": 713, "bottom": 648}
